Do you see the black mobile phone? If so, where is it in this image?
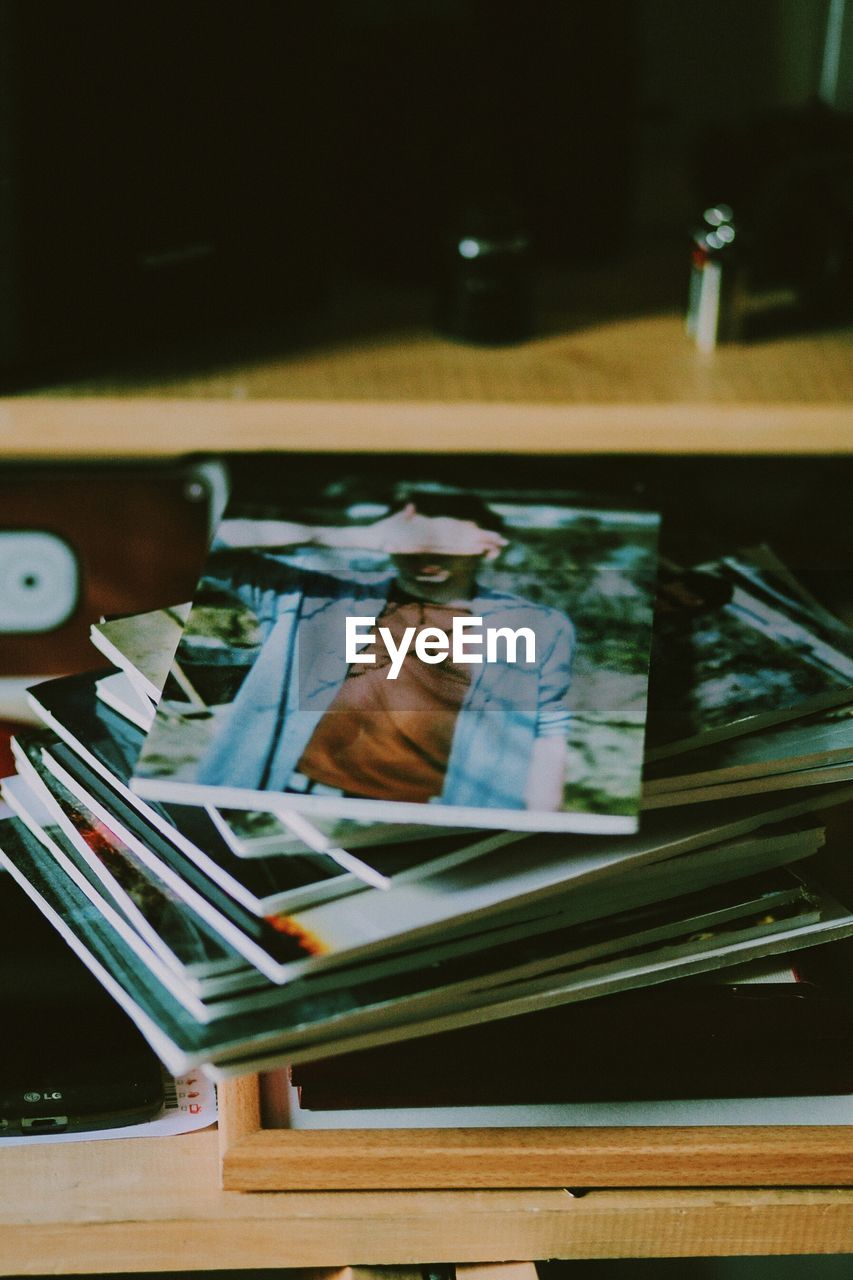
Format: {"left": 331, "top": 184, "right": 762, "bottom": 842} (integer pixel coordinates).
{"left": 0, "top": 868, "right": 164, "bottom": 1136}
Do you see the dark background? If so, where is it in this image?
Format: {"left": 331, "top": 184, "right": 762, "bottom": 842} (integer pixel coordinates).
{"left": 1, "top": 0, "right": 846, "bottom": 382}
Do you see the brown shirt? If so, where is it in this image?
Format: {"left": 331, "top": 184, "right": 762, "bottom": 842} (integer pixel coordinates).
{"left": 297, "top": 597, "right": 473, "bottom": 802}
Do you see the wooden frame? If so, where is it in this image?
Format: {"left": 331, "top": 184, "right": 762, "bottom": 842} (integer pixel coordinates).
{"left": 218, "top": 1075, "right": 853, "bottom": 1192}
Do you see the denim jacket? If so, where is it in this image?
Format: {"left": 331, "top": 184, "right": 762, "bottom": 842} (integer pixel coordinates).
{"left": 194, "top": 551, "right": 574, "bottom": 810}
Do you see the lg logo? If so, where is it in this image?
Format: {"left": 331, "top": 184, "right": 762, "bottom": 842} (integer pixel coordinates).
{"left": 23, "top": 1090, "right": 62, "bottom": 1103}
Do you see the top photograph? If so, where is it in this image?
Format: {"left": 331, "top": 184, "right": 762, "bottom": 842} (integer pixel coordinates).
{"left": 131, "top": 478, "right": 659, "bottom": 835}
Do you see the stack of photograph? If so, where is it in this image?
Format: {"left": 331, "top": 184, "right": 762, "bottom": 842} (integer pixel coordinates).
{"left": 2, "top": 477, "right": 853, "bottom": 1097}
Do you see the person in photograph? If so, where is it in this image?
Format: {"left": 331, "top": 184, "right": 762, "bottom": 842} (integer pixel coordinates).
{"left": 192, "top": 494, "right": 574, "bottom": 812}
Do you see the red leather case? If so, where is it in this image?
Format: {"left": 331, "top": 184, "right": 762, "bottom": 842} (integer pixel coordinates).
{"left": 0, "top": 464, "right": 215, "bottom": 676}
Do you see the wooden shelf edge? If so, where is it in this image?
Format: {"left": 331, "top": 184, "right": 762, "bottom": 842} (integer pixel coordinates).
{"left": 220, "top": 1124, "right": 853, "bottom": 1192}
{"left": 1, "top": 399, "right": 851, "bottom": 458}
{"left": 3, "top": 1188, "right": 852, "bottom": 1273}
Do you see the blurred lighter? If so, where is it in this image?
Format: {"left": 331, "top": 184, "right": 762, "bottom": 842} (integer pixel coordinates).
{"left": 686, "top": 205, "right": 743, "bottom": 351}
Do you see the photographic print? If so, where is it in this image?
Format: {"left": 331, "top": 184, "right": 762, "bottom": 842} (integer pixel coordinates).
{"left": 646, "top": 550, "right": 853, "bottom": 761}
{"left": 131, "top": 480, "right": 659, "bottom": 834}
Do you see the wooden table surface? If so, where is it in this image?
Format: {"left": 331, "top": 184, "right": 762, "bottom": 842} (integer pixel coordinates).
{"left": 2, "top": 1129, "right": 853, "bottom": 1273}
